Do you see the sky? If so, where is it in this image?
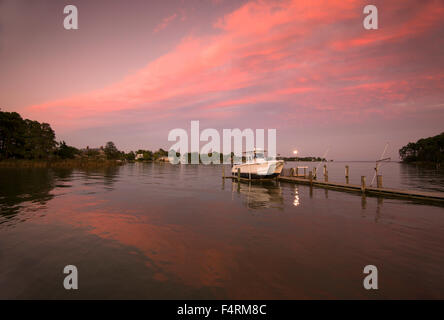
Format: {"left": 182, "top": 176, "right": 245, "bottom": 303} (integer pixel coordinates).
{"left": 0, "top": 0, "right": 443, "bottom": 160}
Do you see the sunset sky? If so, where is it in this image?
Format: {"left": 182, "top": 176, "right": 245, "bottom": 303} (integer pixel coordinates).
{"left": 1, "top": 0, "right": 443, "bottom": 160}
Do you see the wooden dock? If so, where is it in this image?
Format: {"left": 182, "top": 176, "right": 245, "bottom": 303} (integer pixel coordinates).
{"left": 278, "top": 176, "right": 444, "bottom": 202}
{"left": 222, "top": 166, "right": 444, "bottom": 202}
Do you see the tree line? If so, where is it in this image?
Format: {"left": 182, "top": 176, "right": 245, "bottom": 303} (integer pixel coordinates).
{"left": 0, "top": 110, "right": 56, "bottom": 160}
{"left": 278, "top": 156, "right": 327, "bottom": 162}
{"left": 399, "top": 132, "right": 444, "bottom": 163}
{"left": 0, "top": 110, "right": 167, "bottom": 161}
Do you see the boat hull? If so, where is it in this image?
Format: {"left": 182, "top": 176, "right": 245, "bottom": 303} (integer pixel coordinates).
{"left": 238, "top": 172, "right": 280, "bottom": 179}
{"left": 231, "top": 160, "right": 284, "bottom": 179}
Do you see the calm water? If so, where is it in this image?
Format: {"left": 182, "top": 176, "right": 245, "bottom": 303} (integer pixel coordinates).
{"left": 1, "top": 162, "right": 444, "bottom": 299}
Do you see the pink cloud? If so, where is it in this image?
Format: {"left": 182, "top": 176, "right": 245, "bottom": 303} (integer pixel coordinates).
{"left": 24, "top": 0, "right": 444, "bottom": 135}
{"left": 153, "top": 13, "right": 178, "bottom": 33}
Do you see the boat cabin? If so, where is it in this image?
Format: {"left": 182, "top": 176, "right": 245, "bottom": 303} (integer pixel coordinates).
{"left": 244, "top": 149, "right": 267, "bottom": 164}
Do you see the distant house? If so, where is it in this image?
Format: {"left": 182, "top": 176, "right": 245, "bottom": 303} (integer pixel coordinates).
{"left": 98, "top": 146, "right": 106, "bottom": 159}
{"left": 81, "top": 146, "right": 106, "bottom": 159}
{"left": 157, "top": 156, "right": 169, "bottom": 162}
{"left": 135, "top": 153, "right": 144, "bottom": 160}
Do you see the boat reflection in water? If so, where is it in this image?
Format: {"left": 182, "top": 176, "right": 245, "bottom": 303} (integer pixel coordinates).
{"left": 231, "top": 180, "right": 284, "bottom": 209}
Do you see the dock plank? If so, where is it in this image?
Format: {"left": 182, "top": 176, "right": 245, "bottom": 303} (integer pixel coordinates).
{"left": 278, "top": 176, "right": 444, "bottom": 201}
{"left": 223, "top": 174, "right": 444, "bottom": 202}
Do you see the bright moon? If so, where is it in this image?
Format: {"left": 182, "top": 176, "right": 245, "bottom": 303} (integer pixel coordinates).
{"left": 293, "top": 150, "right": 298, "bottom": 155}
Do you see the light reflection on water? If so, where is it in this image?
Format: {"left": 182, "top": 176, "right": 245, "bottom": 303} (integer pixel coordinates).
{"left": 0, "top": 163, "right": 444, "bottom": 299}
{"left": 293, "top": 186, "right": 300, "bottom": 207}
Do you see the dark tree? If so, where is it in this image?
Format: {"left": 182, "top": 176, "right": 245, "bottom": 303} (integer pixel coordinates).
{"left": 153, "top": 148, "right": 168, "bottom": 160}
{"left": 104, "top": 141, "right": 120, "bottom": 160}
{"left": 125, "top": 151, "right": 136, "bottom": 161}
{"left": 23, "top": 120, "right": 56, "bottom": 159}
{"left": 0, "top": 111, "right": 25, "bottom": 159}
{"left": 399, "top": 133, "right": 444, "bottom": 163}
{"left": 0, "top": 110, "right": 56, "bottom": 160}
{"left": 56, "top": 141, "right": 79, "bottom": 159}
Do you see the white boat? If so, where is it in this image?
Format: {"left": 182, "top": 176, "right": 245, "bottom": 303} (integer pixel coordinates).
{"left": 231, "top": 149, "right": 284, "bottom": 179}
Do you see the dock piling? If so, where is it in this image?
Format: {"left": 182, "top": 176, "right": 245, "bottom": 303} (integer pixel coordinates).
{"left": 237, "top": 168, "right": 240, "bottom": 182}
{"left": 323, "top": 165, "right": 328, "bottom": 182}
{"left": 313, "top": 167, "right": 317, "bottom": 179}
{"left": 361, "top": 176, "right": 366, "bottom": 193}
{"left": 309, "top": 171, "right": 313, "bottom": 186}
{"left": 377, "top": 175, "right": 383, "bottom": 188}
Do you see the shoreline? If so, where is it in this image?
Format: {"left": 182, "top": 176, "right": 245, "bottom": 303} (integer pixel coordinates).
{"left": 400, "top": 161, "right": 442, "bottom": 167}
{"left": 0, "top": 159, "right": 125, "bottom": 168}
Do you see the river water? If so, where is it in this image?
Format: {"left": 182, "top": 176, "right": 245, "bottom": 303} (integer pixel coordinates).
{"left": 0, "top": 162, "right": 443, "bottom": 299}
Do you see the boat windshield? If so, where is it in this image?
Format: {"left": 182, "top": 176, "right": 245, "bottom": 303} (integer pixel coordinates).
{"left": 244, "top": 150, "right": 267, "bottom": 162}
{"left": 255, "top": 152, "right": 265, "bottom": 159}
